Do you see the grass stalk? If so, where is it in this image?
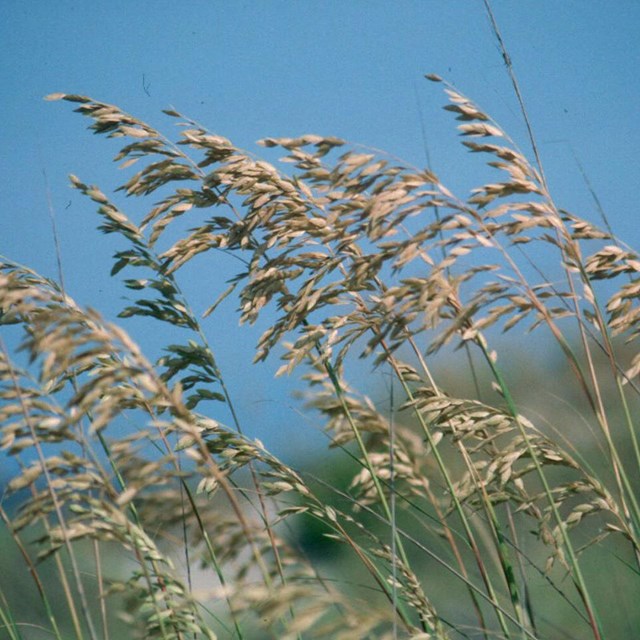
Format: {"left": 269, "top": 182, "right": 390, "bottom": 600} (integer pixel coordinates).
{"left": 0, "top": 340, "right": 100, "bottom": 640}
{"left": 3, "top": 68, "right": 638, "bottom": 638}
{"left": 0, "top": 505, "right": 61, "bottom": 640}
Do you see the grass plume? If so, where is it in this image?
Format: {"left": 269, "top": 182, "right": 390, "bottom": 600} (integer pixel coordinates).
{"left": 1, "top": 75, "right": 639, "bottom": 639}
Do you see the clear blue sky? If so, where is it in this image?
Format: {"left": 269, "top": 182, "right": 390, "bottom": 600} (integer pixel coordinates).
{"left": 1, "top": 1, "right": 639, "bottom": 457}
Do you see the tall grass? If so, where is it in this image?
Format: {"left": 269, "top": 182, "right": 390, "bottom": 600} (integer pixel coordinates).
{"left": 1, "top": 70, "right": 639, "bottom": 640}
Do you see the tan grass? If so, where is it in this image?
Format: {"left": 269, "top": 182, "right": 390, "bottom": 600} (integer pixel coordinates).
{"left": 1, "top": 74, "right": 639, "bottom": 639}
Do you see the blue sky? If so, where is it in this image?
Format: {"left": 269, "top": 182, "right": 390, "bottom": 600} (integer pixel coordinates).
{"left": 1, "top": 1, "right": 639, "bottom": 457}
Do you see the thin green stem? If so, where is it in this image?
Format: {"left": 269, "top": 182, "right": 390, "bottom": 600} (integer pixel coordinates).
{"left": 479, "top": 341, "right": 603, "bottom": 640}
{"left": 0, "top": 340, "right": 100, "bottom": 640}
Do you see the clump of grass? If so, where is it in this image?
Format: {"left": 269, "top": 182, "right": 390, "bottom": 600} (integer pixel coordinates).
{"left": 1, "top": 72, "right": 639, "bottom": 640}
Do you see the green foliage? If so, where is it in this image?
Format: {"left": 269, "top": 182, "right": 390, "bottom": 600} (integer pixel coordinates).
{"left": 1, "top": 75, "right": 640, "bottom": 640}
